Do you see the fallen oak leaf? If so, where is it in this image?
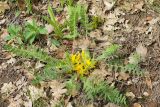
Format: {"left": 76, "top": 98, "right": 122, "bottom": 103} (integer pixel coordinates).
{"left": 103, "top": 0, "right": 116, "bottom": 11}
{"left": 8, "top": 97, "right": 23, "bottom": 107}
{"left": 35, "top": 61, "right": 45, "bottom": 69}
{"left": 40, "top": 80, "right": 67, "bottom": 100}
{"left": 0, "top": 19, "right": 5, "bottom": 25}
{"left": 118, "top": 72, "right": 130, "bottom": 81}
{"left": 28, "top": 85, "right": 46, "bottom": 101}
{"left": 49, "top": 81, "right": 67, "bottom": 100}
{"left": 134, "top": 1, "right": 144, "bottom": 11}
{"left": 0, "top": 29, "right": 9, "bottom": 40}
{"left": 1, "top": 82, "right": 16, "bottom": 96}
{"left": 17, "top": 0, "right": 25, "bottom": 11}
{"left": 146, "top": 16, "right": 153, "bottom": 21}
{"left": 145, "top": 77, "right": 152, "bottom": 89}
{"left": 133, "top": 103, "right": 141, "bottom": 107}
{"left": 126, "top": 92, "right": 135, "bottom": 99}
{"left": 0, "top": 1, "right": 10, "bottom": 15}
{"left": 66, "top": 102, "right": 73, "bottom": 107}
{"left": 136, "top": 43, "right": 147, "bottom": 61}
{"left": 104, "top": 103, "right": 120, "bottom": 107}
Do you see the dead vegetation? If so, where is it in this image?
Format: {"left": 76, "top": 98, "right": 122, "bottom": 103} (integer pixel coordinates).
{"left": 0, "top": 0, "right": 160, "bottom": 107}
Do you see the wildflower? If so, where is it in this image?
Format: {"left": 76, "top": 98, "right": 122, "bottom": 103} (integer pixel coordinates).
{"left": 71, "top": 54, "right": 76, "bottom": 63}
{"left": 74, "top": 63, "right": 85, "bottom": 75}
{"left": 70, "top": 50, "right": 95, "bottom": 75}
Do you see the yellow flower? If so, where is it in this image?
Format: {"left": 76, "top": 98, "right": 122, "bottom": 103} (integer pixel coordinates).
{"left": 81, "top": 50, "right": 86, "bottom": 59}
{"left": 70, "top": 50, "right": 96, "bottom": 75}
{"left": 76, "top": 53, "right": 81, "bottom": 61}
{"left": 71, "top": 54, "right": 76, "bottom": 63}
{"left": 74, "top": 63, "right": 85, "bottom": 74}
{"left": 86, "top": 59, "right": 91, "bottom": 66}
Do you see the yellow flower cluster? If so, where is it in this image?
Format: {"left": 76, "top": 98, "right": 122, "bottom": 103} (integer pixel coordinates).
{"left": 70, "top": 50, "right": 95, "bottom": 75}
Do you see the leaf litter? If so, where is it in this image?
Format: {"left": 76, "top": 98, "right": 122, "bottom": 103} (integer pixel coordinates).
{"left": 1, "top": 0, "right": 160, "bottom": 106}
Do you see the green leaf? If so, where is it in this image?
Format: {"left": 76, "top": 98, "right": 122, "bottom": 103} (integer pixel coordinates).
{"left": 39, "top": 27, "right": 47, "bottom": 34}
{"left": 63, "top": 34, "right": 77, "bottom": 39}
{"left": 97, "top": 44, "right": 120, "bottom": 61}
{"left": 29, "top": 36, "right": 36, "bottom": 44}
{"left": 65, "top": 5, "right": 82, "bottom": 39}
{"left": 5, "top": 24, "right": 21, "bottom": 41}
{"left": 24, "top": 20, "right": 47, "bottom": 44}
{"left": 5, "top": 35, "right": 14, "bottom": 41}
{"left": 44, "top": 4, "right": 63, "bottom": 37}
{"left": 82, "top": 77, "right": 127, "bottom": 105}
{"left": 24, "top": 31, "right": 35, "bottom": 41}
{"left": 52, "top": 39, "right": 60, "bottom": 47}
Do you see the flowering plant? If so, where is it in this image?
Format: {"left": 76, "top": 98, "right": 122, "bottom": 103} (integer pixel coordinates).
{"left": 70, "top": 50, "right": 95, "bottom": 75}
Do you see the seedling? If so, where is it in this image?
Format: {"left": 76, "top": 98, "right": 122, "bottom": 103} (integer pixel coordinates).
{"left": 5, "top": 24, "right": 23, "bottom": 44}
{"left": 43, "top": 4, "right": 63, "bottom": 37}
{"left": 24, "top": 20, "right": 47, "bottom": 44}
{"left": 82, "top": 77, "right": 127, "bottom": 105}
{"left": 63, "top": 5, "right": 83, "bottom": 39}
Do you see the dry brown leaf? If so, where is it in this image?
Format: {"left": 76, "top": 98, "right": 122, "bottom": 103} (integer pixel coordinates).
{"left": 52, "top": 0, "right": 60, "bottom": 8}
{"left": 7, "top": 58, "right": 16, "bottom": 64}
{"left": 134, "top": 1, "right": 144, "bottom": 11}
{"left": 126, "top": 92, "right": 135, "bottom": 99}
{"left": 148, "top": 17, "right": 160, "bottom": 25}
{"left": 89, "top": 29, "right": 102, "bottom": 38}
{"left": 145, "top": 77, "right": 152, "bottom": 89}
{"left": 121, "top": 0, "right": 134, "bottom": 11}
{"left": 0, "top": 19, "right": 5, "bottom": 25}
{"left": 1, "top": 82, "right": 16, "bottom": 96}
{"left": 90, "top": 68, "right": 112, "bottom": 81}
{"left": 106, "top": 77, "right": 114, "bottom": 84}
{"left": 127, "top": 80, "right": 132, "bottom": 85}
{"left": 0, "top": 2, "right": 10, "bottom": 15}
{"left": 35, "top": 61, "right": 45, "bottom": 69}
{"left": 118, "top": 72, "right": 130, "bottom": 81}
{"left": 85, "top": 103, "right": 94, "bottom": 107}
{"left": 73, "top": 38, "right": 91, "bottom": 50}
{"left": 103, "top": 8, "right": 125, "bottom": 32}
{"left": 23, "top": 99, "right": 32, "bottom": 107}
{"left": 23, "top": 69, "right": 34, "bottom": 80}
{"left": 0, "top": 29, "right": 8, "bottom": 40}
{"left": 8, "top": 97, "right": 23, "bottom": 107}
{"left": 17, "top": 0, "right": 25, "bottom": 11}
{"left": 66, "top": 102, "right": 73, "bottom": 107}
{"left": 136, "top": 43, "right": 147, "bottom": 61}
{"left": 41, "top": 80, "right": 67, "bottom": 100}
{"left": 146, "top": 16, "right": 153, "bottom": 21}
{"left": 103, "top": 0, "right": 116, "bottom": 11}
{"left": 89, "top": 0, "right": 104, "bottom": 16}
{"left": 79, "top": 38, "right": 90, "bottom": 50}
{"left": 133, "top": 103, "right": 141, "bottom": 107}
{"left": 28, "top": 85, "right": 46, "bottom": 101}
{"left": 50, "top": 81, "right": 67, "bottom": 100}
{"left": 104, "top": 103, "right": 120, "bottom": 107}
